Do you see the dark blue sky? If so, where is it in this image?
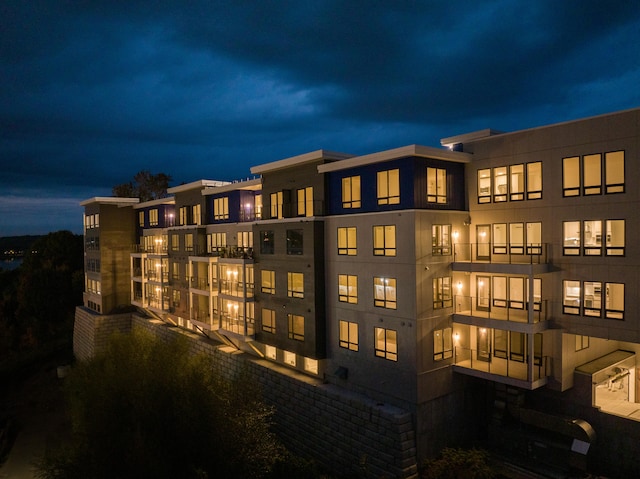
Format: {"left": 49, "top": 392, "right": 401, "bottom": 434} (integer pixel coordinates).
{"left": 1, "top": 1, "right": 639, "bottom": 236}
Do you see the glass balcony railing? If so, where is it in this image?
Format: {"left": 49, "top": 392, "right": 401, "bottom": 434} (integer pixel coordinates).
{"left": 454, "top": 346, "right": 551, "bottom": 383}
{"left": 454, "top": 295, "right": 547, "bottom": 323}
{"left": 453, "top": 243, "right": 548, "bottom": 264}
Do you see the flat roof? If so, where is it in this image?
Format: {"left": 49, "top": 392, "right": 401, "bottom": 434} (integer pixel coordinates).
{"left": 317, "top": 144, "right": 472, "bottom": 173}
{"left": 168, "top": 179, "right": 231, "bottom": 194}
{"left": 440, "top": 129, "right": 503, "bottom": 148}
{"left": 80, "top": 197, "right": 140, "bottom": 207}
{"left": 202, "top": 177, "right": 262, "bottom": 196}
{"left": 250, "top": 149, "right": 354, "bottom": 175}
{"left": 133, "top": 196, "right": 175, "bottom": 209}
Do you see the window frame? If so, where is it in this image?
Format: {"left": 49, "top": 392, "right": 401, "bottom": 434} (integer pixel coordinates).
{"left": 377, "top": 169, "right": 400, "bottom": 205}
{"left": 260, "top": 230, "right": 274, "bottom": 254}
{"left": 373, "top": 276, "right": 397, "bottom": 309}
{"left": 286, "top": 229, "right": 304, "bottom": 255}
{"left": 375, "top": 327, "right": 398, "bottom": 361}
{"left": 338, "top": 274, "right": 358, "bottom": 304}
{"left": 373, "top": 225, "right": 396, "bottom": 256}
{"left": 342, "top": 175, "right": 361, "bottom": 208}
{"left": 287, "top": 313, "right": 305, "bottom": 341}
{"left": 261, "top": 308, "right": 276, "bottom": 333}
{"left": 287, "top": 272, "right": 304, "bottom": 299}
{"left": 339, "top": 320, "right": 359, "bottom": 351}
{"left": 427, "top": 167, "right": 447, "bottom": 204}
{"left": 261, "top": 270, "right": 276, "bottom": 294}
{"left": 432, "top": 276, "right": 452, "bottom": 309}
{"left": 433, "top": 327, "right": 453, "bottom": 361}
{"left": 432, "top": 224, "right": 451, "bottom": 255}
{"left": 337, "top": 226, "right": 357, "bottom": 256}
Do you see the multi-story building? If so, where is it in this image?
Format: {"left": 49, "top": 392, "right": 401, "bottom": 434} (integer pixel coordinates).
{"left": 78, "top": 107, "right": 640, "bottom": 476}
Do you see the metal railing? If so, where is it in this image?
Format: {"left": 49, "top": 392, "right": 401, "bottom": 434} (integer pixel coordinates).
{"left": 454, "top": 295, "right": 547, "bottom": 323}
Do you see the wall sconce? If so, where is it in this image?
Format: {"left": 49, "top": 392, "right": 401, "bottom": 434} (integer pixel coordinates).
{"left": 454, "top": 332, "right": 460, "bottom": 341}
{"left": 452, "top": 230, "right": 459, "bottom": 242}
{"left": 456, "top": 281, "right": 463, "bottom": 292}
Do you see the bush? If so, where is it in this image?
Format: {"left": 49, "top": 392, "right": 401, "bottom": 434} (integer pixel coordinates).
{"left": 419, "top": 448, "right": 496, "bottom": 479}
{"left": 36, "top": 330, "right": 287, "bottom": 479}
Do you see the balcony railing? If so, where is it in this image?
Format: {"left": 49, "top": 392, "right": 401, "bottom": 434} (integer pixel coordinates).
{"left": 454, "top": 295, "right": 547, "bottom": 323}
{"left": 220, "top": 313, "right": 255, "bottom": 337}
{"left": 190, "top": 276, "right": 210, "bottom": 290}
{"left": 454, "top": 346, "right": 551, "bottom": 382}
{"left": 453, "top": 243, "right": 548, "bottom": 264}
{"left": 132, "top": 244, "right": 168, "bottom": 254}
{"left": 208, "top": 246, "right": 254, "bottom": 259}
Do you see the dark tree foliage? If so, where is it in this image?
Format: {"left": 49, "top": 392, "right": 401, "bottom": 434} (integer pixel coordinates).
{"left": 112, "top": 170, "right": 172, "bottom": 201}
{"left": 15, "top": 231, "right": 84, "bottom": 348}
{"left": 36, "top": 330, "right": 290, "bottom": 479}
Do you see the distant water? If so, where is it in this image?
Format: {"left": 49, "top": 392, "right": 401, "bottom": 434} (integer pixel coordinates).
{"left": 0, "top": 258, "right": 23, "bottom": 270}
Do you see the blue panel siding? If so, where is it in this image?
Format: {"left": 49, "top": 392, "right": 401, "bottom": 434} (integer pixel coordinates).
{"left": 326, "top": 156, "right": 466, "bottom": 215}
{"left": 138, "top": 204, "right": 176, "bottom": 229}
{"left": 207, "top": 190, "right": 261, "bottom": 224}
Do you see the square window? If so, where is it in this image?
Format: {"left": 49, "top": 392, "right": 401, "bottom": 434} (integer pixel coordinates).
{"left": 374, "top": 277, "right": 397, "bottom": 309}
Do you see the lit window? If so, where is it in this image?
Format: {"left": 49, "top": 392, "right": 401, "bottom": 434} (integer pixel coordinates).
{"left": 213, "top": 197, "right": 229, "bottom": 220}
{"left": 374, "top": 277, "right": 397, "bottom": 309}
{"left": 270, "top": 191, "right": 283, "bottom": 219}
{"left": 304, "top": 358, "right": 318, "bottom": 374}
{"left": 184, "top": 234, "right": 194, "bottom": 253}
{"left": 171, "top": 234, "right": 179, "bottom": 252}
{"left": 238, "top": 231, "right": 253, "bottom": 249}
{"left": 427, "top": 167, "right": 447, "bottom": 203}
{"left": 149, "top": 209, "right": 159, "bottom": 226}
{"left": 260, "top": 230, "right": 274, "bottom": 254}
{"left": 526, "top": 222, "right": 542, "bottom": 255}
{"left": 337, "top": 227, "right": 357, "bottom": 255}
{"left": 138, "top": 211, "right": 145, "bottom": 227}
{"left": 478, "top": 169, "right": 491, "bottom": 203}
{"left": 373, "top": 225, "right": 396, "bottom": 256}
{"left": 509, "top": 164, "right": 524, "bottom": 201}
{"left": 261, "top": 270, "right": 275, "bottom": 294}
{"left": 605, "top": 283, "right": 624, "bottom": 320}
{"left": 605, "top": 150, "right": 624, "bottom": 194}
{"left": 583, "top": 220, "right": 602, "bottom": 256}
{"left": 338, "top": 274, "right": 358, "bottom": 304}
{"left": 510, "top": 332, "right": 525, "bottom": 362}
{"left": 583, "top": 154, "right": 602, "bottom": 195}
{"left": 254, "top": 194, "right": 263, "bottom": 219}
{"left": 493, "top": 223, "right": 507, "bottom": 254}
{"left": 583, "top": 281, "right": 602, "bottom": 317}
{"left": 284, "top": 350, "right": 296, "bottom": 366}
{"left": 575, "top": 335, "right": 589, "bottom": 351}
{"left": 288, "top": 314, "right": 305, "bottom": 341}
{"left": 433, "top": 277, "right": 452, "bottom": 309}
{"left": 432, "top": 224, "right": 451, "bottom": 255}
{"left": 606, "top": 220, "right": 625, "bottom": 256}
{"left": 339, "top": 320, "right": 358, "bottom": 351}
{"left": 265, "top": 345, "right": 276, "bottom": 360}
{"left": 297, "top": 186, "right": 313, "bottom": 217}
{"left": 563, "top": 221, "right": 580, "bottom": 255}
{"left": 262, "top": 308, "right": 276, "bottom": 333}
{"left": 287, "top": 272, "right": 304, "bottom": 298}
{"left": 494, "top": 330, "right": 507, "bottom": 359}
{"left": 563, "top": 280, "right": 580, "bottom": 315}
{"left": 342, "top": 176, "right": 361, "bottom": 208}
{"left": 192, "top": 204, "right": 201, "bottom": 225}
{"left": 433, "top": 327, "right": 452, "bottom": 361}
{"left": 375, "top": 328, "right": 397, "bottom": 361}
{"left": 492, "top": 167, "right": 507, "bottom": 202}
{"left": 377, "top": 169, "right": 400, "bottom": 205}
{"left": 563, "top": 156, "right": 580, "bottom": 197}
{"left": 286, "top": 229, "right": 303, "bottom": 255}
{"left": 207, "top": 232, "right": 227, "bottom": 254}
{"left": 509, "top": 223, "right": 524, "bottom": 254}
{"left": 526, "top": 162, "right": 542, "bottom": 199}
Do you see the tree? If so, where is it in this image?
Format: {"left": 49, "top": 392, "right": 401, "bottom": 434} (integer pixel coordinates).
{"left": 112, "top": 170, "right": 172, "bottom": 201}
{"left": 36, "top": 330, "right": 288, "bottom": 479}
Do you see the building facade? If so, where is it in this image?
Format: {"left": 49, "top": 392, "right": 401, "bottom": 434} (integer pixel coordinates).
{"left": 78, "top": 107, "right": 640, "bottom": 476}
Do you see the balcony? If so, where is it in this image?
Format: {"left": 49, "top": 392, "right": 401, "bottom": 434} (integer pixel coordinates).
{"left": 453, "top": 243, "right": 549, "bottom": 265}
{"left": 454, "top": 295, "right": 548, "bottom": 324}
{"left": 453, "top": 346, "right": 551, "bottom": 389}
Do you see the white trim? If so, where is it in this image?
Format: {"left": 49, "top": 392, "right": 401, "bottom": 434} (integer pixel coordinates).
{"left": 251, "top": 149, "right": 353, "bottom": 175}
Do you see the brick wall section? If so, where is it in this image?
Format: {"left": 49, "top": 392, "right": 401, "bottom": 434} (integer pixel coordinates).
{"left": 73, "top": 306, "right": 132, "bottom": 361}
{"left": 74, "top": 309, "right": 418, "bottom": 478}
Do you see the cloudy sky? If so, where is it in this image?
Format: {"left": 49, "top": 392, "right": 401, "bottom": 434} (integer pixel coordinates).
{"left": 1, "top": 1, "right": 639, "bottom": 236}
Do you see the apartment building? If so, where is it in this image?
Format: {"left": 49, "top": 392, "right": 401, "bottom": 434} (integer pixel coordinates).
{"left": 80, "top": 107, "right": 640, "bottom": 475}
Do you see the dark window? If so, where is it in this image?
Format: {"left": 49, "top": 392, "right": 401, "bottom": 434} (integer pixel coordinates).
{"left": 286, "top": 229, "right": 303, "bottom": 255}
{"left": 260, "top": 230, "right": 274, "bottom": 254}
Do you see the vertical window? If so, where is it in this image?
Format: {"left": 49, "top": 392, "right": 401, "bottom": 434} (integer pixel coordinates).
{"left": 563, "top": 221, "right": 580, "bottom": 255}
{"left": 270, "top": 191, "right": 283, "bottom": 219}
{"left": 138, "top": 211, "right": 145, "bottom": 227}
{"left": 171, "top": 262, "right": 180, "bottom": 282}
{"left": 433, "top": 277, "right": 452, "bottom": 309}
{"left": 254, "top": 194, "right": 263, "bottom": 219}
{"left": 149, "top": 209, "right": 158, "bottom": 226}
{"left": 527, "top": 278, "right": 542, "bottom": 311}
{"left": 375, "top": 328, "right": 397, "bottom": 361}
{"left": 262, "top": 308, "right": 276, "bottom": 333}
{"left": 192, "top": 204, "right": 201, "bottom": 225}
{"left": 287, "top": 272, "right": 304, "bottom": 298}
{"left": 509, "top": 223, "right": 524, "bottom": 254}
{"left": 338, "top": 274, "right": 358, "bottom": 304}
{"left": 493, "top": 224, "right": 507, "bottom": 254}
{"left": 260, "top": 230, "right": 274, "bottom": 254}
{"left": 297, "top": 186, "right": 313, "bottom": 217}
{"left": 339, "top": 321, "right": 359, "bottom": 351}
{"left": 213, "top": 197, "right": 229, "bottom": 220}
{"left": 208, "top": 232, "right": 227, "bottom": 253}
{"left": 510, "top": 332, "right": 525, "bottom": 361}
{"left": 583, "top": 220, "right": 602, "bottom": 255}
{"left": 605, "top": 150, "right": 624, "bottom": 194}
{"left": 433, "top": 327, "right": 452, "bottom": 361}
{"left": 605, "top": 283, "right": 624, "bottom": 320}
{"left": 563, "top": 156, "right": 580, "bottom": 197}
{"left": 509, "top": 277, "right": 524, "bottom": 309}
{"left": 261, "top": 270, "right": 275, "bottom": 294}
{"left": 478, "top": 169, "right": 491, "bottom": 203}
{"left": 493, "top": 277, "right": 507, "bottom": 308}
{"left": 583, "top": 154, "right": 602, "bottom": 195}
{"left": 427, "top": 167, "right": 447, "bottom": 204}
{"left": 286, "top": 229, "right": 303, "bottom": 255}
{"left": 288, "top": 314, "right": 305, "bottom": 341}
{"left": 606, "top": 220, "right": 625, "bottom": 256}
{"left": 526, "top": 222, "right": 542, "bottom": 255}
{"left": 563, "top": 280, "right": 580, "bottom": 315}
{"left": 493, "top": 166, "right": 507, "bottom": 202}
{"left": 377, "top": 169, "right": 400, "bottom": 205}
{"left": 526, "top": 162, "right": 542, "bottom": 199}
{"left": 432, "top": 224, "right": 451, "bottom": 255}
{"left": 575, "top": 335, "right": 589, "bottom": 351}
{"left": 374, "top": 277, "right": 397, "bottom": 309}
{"left": 179, "top": 206, "right": 188, "bottom": 225}
{"left": 583, "top": 281, "right": 602, "bottom": 317}
{"left": 342, "top": 176, "right": 361, "bottom": 208}
{"left": 337, "top": 227, "right": 357, "bottom": 255}
{"left": 373, "top": 225, "right": 396, "bottom": 256}
{"left": 494, "top": 330, "right": 508, "bottom": 359}
{"left": 184, "top": 234, "right": 194, "bottom": 253}
{"left": 509, "top": 164, "right": 524, "bottom": 201}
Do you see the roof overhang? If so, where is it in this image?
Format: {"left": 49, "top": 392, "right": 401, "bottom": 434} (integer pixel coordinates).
{"left": 251, "top": 149, "right": 354, "bottom": 175}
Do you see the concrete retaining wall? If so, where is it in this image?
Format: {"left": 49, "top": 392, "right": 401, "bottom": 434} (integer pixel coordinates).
{"left": 73, "top": 308, "right": 418, "bottom": 478}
